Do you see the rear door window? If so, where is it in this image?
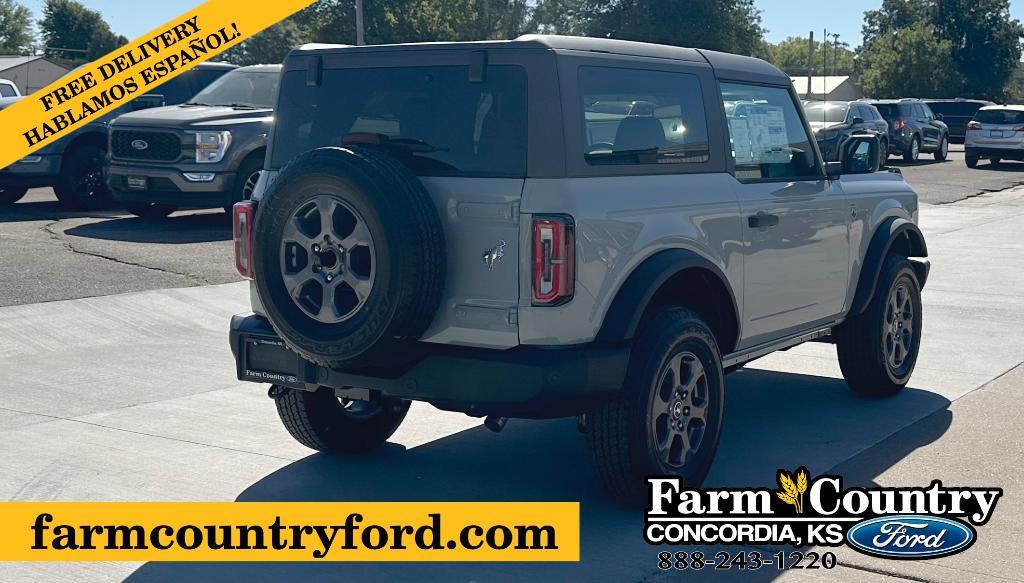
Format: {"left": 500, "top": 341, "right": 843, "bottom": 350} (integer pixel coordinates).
{"left": 720, "top": 82, "right": 821, "bottom": 181}
{"left": 272, "top": 65, "right": 527, "bottom": 177}
{"left": 578, "top": 66, "right": 710, "bottom": 165}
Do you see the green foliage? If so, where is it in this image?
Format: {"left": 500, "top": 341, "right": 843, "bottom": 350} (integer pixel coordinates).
{"left": 859, "top": 0, "right": 1024, "bottom": 100}
{"left": 532, "top": 0, "right": 768, "bottom": 56}
{"left": 0, "top": 0, "right": 33, "bottom": 54}
{"left": 39, "top": 0, "right": 127, "bottom": 64}
{"left": 858, "top": 22, "right": 960, "bottom": 98}
{"left": 769, "top": 36, "right": 855, "bottom": 76}
{"left": 221, "top": 20, "right": 312, "bottom": 66}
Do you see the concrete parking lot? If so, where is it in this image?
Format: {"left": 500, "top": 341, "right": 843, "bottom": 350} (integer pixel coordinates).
{"left": 1, "top": 155, "right": 1022, "bottom": 582}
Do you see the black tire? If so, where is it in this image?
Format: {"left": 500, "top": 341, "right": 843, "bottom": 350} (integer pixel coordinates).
{"left": 933, "top": 136, "right": 948, "bottom": 161}
{"left": 588, "top": 308, "right": 725, "bottom": 505}
{"left": 878, "top": 140, "right": 889, "bottom": 168}
{"left": 125, "top": 202, "right": 177, "bottom": 219}
{"left": 0, "top": 186, "right": 28, "bottom": 205}
{"left": 275, "top": 387, "right": 410, "bottom": 453}
{"left": 253, "top": 147, "right": 445, "bottom": 369}
{"left": 991, "top": 158, "right": 1001, "bottom": 166}
{"left": 902, "top": 136, "right": 920, "bottom": 162}
{"left": 54, "top": 145, "right": 113, "bottom": 210}
{"left": 233, "top": 156, "right": 263, "bottom": 206}
{"left": 836, "top": 255, "right": 922, "bottom": 398}
{"left": 966, "top": 155, "right": 979, "bottom": 168}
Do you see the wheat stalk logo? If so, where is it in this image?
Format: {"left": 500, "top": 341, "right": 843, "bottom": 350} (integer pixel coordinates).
{"left": 776, "top": 468, "right": 809, "bottom": 513}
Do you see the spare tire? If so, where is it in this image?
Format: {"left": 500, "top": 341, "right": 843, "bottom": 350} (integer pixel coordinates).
{"left": 253, "top": 147, "right": 445, "bottom": 369}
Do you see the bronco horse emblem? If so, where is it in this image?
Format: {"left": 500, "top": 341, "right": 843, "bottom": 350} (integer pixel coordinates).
{"left": 483, "top": 240, "right": 506, "bottom": 271}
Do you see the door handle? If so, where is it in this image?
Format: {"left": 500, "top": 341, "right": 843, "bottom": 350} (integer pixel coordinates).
{"left": 748, "top": 212, "right": 779, "bottom": 229}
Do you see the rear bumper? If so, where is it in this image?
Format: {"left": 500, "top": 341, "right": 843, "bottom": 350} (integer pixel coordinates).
{"left": 229, "top": 313, "right": 630, "bottom": 418}
{"left": 965, "top": 146, "right": 1024, "bottom": 159}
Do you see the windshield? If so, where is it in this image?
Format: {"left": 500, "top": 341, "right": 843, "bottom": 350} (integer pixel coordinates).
{"left": 189, "top": 69, "right": 279, "bottom": 108}
{"left": 975, "top": 109, "right": 1024, "bottom": 125}
{"left": 803, "top": 102, "right": 849, "bottom": 124}
{"left": 271, "top": 65, "right": 528, "bottom": 177}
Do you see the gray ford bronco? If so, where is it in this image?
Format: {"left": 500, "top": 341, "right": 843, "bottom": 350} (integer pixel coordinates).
{"left": 230, "top": 36, "right": 929, "bottom": 503}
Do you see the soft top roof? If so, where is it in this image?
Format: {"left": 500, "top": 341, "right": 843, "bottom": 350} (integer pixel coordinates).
{"left": 289, "top": 34, "right": 790, "bottom": 86}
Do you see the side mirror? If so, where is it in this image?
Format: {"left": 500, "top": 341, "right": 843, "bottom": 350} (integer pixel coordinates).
{"left": 935, "top": 113, "right": 944, "bottom": 121}
{"left": 840, "top": 134, "right": 880, "bottom": 175}
{"left": 851, "top": 116, "right": 865, "bottom": 126}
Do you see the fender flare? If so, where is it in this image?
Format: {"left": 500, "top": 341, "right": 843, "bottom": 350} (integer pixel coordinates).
{"left": 595, "top": 249, "right": 740, "bottom": 345}
{"left": 849, "top": 217, "right": 928, "bottom": 315}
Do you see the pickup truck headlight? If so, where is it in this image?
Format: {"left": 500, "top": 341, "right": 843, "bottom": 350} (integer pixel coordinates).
{"left": 195, "top": 130, "right": 232, "bottom": 163}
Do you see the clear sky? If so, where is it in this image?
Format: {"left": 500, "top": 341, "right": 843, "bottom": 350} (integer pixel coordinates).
{"left": 17, "top": 0, "right": 1024, "bottom": 48}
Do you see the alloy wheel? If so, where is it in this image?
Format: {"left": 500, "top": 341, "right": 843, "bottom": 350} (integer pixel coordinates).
{"left": 884, "top": 283, "right": 914, "bottom": 371}
{"left": 650, "top": 351, "right": 710, "bottom": 469}
{"left": 280, "top": 194, "right": 375, "bottom": 323}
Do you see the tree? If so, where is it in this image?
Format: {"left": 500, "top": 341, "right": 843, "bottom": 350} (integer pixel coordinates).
{"left": 222, "top": 20, "right": 311, "bottom": 66}
{"left": 857, "top": 22, "right": 961, "bottom": 98}
{"left": 769, "top": 36, "right": 855, "bottom": 76}
{"left": 859, "top": 0, "right": 1024, "bottom": 100}
{"left": 39, "top": 0, "right": 126, "bottom": 64}
{"left": 533, "top": 0, "right": 768, "bottom": 56}
{"left": 0, "top": 0, "right": 33, "bottom": 54}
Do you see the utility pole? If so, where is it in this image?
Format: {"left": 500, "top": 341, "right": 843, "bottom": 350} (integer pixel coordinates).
{"left": 355, "top": 0, "right": 365, "bottom": 45}
{"left": 822, "top": 28, "right": 828, "bottom": 102}
{"left": 806, "top": 31, "right": 814, "bottom": 100}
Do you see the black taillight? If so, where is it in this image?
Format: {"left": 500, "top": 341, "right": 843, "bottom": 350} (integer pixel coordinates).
{"left": 233, "top": 201, "right": 257, "bottom": 278}
{"left": 531, "top": 216, "right": 574, "bottom": 306}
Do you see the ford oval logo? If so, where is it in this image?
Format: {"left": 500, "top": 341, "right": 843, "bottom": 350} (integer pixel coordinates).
{"left": 131, "top": 139, "right": 149, "bottom": 151}
{"left": 847, "top": 515, "right": 975, "bottom": 559}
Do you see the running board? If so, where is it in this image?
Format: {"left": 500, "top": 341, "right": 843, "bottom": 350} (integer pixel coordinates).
{"left": 722, "top": 325, "right": 835, "bottom": 369}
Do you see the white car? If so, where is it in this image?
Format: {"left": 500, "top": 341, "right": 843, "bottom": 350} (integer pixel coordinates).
{"left": 0, "top": 78, "right": 20, "bottom": 98}
{"left": 965, "top": 104, "right": 1024, "bottom": 168}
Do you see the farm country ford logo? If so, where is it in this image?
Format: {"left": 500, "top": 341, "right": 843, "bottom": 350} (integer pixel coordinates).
{"left": 644, "top": 468, "right": 1002, "bottom": 560}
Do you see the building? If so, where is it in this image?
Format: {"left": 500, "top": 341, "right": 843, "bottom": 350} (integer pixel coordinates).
{"left": 791, "top": 75, "right": 863, "bottom": 101}
{"left": 0, "top": 56, "right": 71, "bottom": 95}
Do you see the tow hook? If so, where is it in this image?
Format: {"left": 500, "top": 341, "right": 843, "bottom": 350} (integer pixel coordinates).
{"left": 484, "top": 415, "right": 508, "bottom": 433}
{"left": 267, "top": 385, "right": 287, "bottom": 399}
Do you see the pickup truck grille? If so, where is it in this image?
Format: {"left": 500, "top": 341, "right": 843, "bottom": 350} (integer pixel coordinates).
{"left": 111, "top": 130, "right": 181, "bottom": 161}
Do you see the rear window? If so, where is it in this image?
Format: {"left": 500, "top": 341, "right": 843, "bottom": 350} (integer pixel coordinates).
{"left": 927, "top": 101, "right": 986, "bottom": 117}
{"left": 873, "top": 103, "right": 914, "bottom": 119}
{"left": 271, "top": 65, "right": 527, "bottom": 177}
{"left": 975, "top": 109, "right": 1024, "bottom": 125}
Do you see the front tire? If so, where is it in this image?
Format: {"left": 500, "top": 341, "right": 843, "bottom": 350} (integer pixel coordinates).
{"left": 588, "top": 308, "right": 725, "bottom": 504}
{"left": 54, "top": 145, "right": 113, "bottom": 210}
{"left": 275, "top": 387, "right": 410, "bottom": 453}
{"left": 836, "top": 256, "right": 922, "bottom": 398}
{"left": 0, "top": 186, "right": 28, "bottom": 205}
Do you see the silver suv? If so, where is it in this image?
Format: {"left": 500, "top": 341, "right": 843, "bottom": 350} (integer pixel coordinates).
{"left": 229, "top": 36, "right": 929, "bottom": 504}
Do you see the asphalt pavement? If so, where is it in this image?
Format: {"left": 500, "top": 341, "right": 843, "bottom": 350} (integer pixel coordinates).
{"left": 1, "top": 175, "right": 1023, "bottom": 582}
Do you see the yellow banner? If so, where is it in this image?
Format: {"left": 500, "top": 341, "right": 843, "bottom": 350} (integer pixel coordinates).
{"left": 0, "top": 502, "right": 580, "bottom": 561}
{"left": 0, "top": 0, "right": 316, "bottom": 170}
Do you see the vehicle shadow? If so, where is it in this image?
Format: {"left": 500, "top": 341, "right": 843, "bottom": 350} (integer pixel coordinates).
{"left": 886, "top": 157, "right": 948, "bottom": 168}
{"left": 124, "top": 369, "right": 952, "bottom": 583}
{"left": 63, "top": 212, "right": 231, "bottom": 244}
{"left": 0, "top": 199, "right": 124, "bottom": 224}
{"left": 970, "top": 161, "right": 1024, "bottom": 172}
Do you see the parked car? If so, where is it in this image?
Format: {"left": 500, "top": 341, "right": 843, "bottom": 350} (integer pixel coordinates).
{"left": 229, "top": 36, "right": 928, "bottom": 504}
{"left": 803, "top": 100, "right": 889, "bottom": 165}
{"left": 864, "top": 98, "right": 949, "bottom": 162}
{"left": 107, "top": 64, "right": 281, "bottom": 219}
{"left": 0, "top": 62, "right": 237, "bottom": 209}
{"left": 923, "top": 98, "right": 994, "bottom": 143}
{"left": 964, "top": 105, "right": 1024, "bottom": 168}
{"left": 0, "top": 78, "right": 20, "bottom": 97}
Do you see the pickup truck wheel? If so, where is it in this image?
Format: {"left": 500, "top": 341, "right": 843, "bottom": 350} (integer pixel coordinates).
{"left": 275, "top": 387, "right": 410, "bottom": 453}
{"left": 966, "top": 155, "right": 979, "bottom": 168}
{"left": 588, "top": 308, "right": 725, "bottom": 505}
{"left": 54, "top": 145, "right": 113, "bottom": 210}
{"left": 836, "top": 256, "right": 922, "bottom": 397}
{"left": 0, "top": 186, "right": 28, "bottom": 205}
{"left": 254, "top": 147, "right": 445, "bottom": 368}
{"left": 125, "top": 202, "right": 177, "bottom": 219}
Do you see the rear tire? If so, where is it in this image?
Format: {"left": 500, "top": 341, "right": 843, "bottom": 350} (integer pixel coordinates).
{"left": 125, "top": 202, "right": 177, "bottom": 219}
{"left": 836, "top": 256, "right": 922, "bottom": 398}
{"left": 933, "top": 136, "right": 948, "bottom": 161}
{"left": 275, "top": 386, "right": 410, "bottom": 453}
{"left": 0, "top": 186, "right": 27, "bottom": 205}
{"left": 903, "top": 136, "right": 920, "bottom": 162}
{"left": 54, "top": 145, "right": 113, "bottom": 210}
{"left": 966, "top": 155, "right": 979, "bottom": 168}
{"left": 588, "top": 308, "right": 725, "bottom": 505}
